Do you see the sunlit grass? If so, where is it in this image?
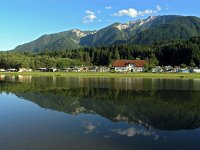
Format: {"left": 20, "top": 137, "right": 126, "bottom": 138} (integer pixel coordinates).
{"left": 1, "top": 72, "right": 200, "bottom": 79}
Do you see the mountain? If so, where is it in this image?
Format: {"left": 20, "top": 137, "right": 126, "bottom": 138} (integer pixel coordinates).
{"left": 129, "top": 15, "right": 200, "bottom": 44}
{"left": 14, "top": 15, "right": 200, "bottom": 53}
{"left": 80, "top": 16, "right": 159, "bottom": 46}
{"left": 15, "top": 29, "right": 96, "bottom": 52}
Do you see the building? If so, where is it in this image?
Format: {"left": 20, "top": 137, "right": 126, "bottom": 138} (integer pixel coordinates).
{"left": 193, "top": 68, "right": 200, "bottom": 73}
{"left": 88, "top": 66, "right": 98, "bottom": 72}
{"left": 48, "top": 68, "right": 58, "bottom": 72}
{"left": 112, "top": 60, "right": 146, "bottom": 72}
{"left": 98, "top": 67, "right": 110, "bottom": 72}
{"left": 151, "top": 66, "right": 163, "bottom": 73}
{"left": 38, "top": 68, "right": 48, "bottom": 72}
{"left": 37, "top": 68, "right": 58, "bottom": 72}
{"left": 7, "top": 68, "right": 17, "bottom": 72}
{"left": 18, "top": 68, "right": 33, "bottom": 72}
{"left": 0, "top": 69, "right": 6, "bottom": 72}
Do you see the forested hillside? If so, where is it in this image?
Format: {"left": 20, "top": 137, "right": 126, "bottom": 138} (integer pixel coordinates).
{"left": 1, "top": 36, "right": 200, "bottom": 69}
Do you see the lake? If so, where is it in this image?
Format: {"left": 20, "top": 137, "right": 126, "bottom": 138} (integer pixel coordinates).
{"left": 0, "top": 75, "right": 200, "bottom": 150}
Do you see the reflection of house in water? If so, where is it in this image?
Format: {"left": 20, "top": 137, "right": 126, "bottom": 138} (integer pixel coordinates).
{"left": 18, "top": 75, "right": 32, "bottom": 83}
{"left": 0, "top": 75, "right": 32, "bottom": 83}
{"left": 0, "top": 75, "right": 16, "bottom": 82}
{"left": 112, "top": 78, "right": 144, "bottom": 90}
{"left": 0, "top": 75, "right": 6, "bottom": 81}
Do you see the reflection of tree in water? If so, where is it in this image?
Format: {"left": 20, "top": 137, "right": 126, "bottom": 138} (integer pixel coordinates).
{"left": 1, "top": 81, "right": 200, "bottom": 130}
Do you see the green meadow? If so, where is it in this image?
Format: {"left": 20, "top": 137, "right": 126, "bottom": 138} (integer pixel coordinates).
{"left": 1, "top": 72, "right": 200, "bottom": 79}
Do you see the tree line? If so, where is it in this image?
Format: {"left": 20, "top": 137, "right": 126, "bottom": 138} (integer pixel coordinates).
{"left": 0, "top": 36, "right": 200, "bottom": 69}
{"left": 0, "top": 53, "right": 85, "bottom": 70}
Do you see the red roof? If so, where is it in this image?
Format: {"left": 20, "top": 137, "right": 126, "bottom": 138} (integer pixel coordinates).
{"left": 112, "top": 60, "right": 146, "bottom": 67}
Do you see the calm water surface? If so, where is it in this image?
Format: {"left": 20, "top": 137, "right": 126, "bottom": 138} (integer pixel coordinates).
{"left": 0, "top": 75, "right": 200, "bottom": 150}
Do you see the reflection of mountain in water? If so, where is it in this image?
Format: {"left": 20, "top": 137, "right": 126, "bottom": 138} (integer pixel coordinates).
{"left": 1, "top": 77, "right": 200, "bottom": 131}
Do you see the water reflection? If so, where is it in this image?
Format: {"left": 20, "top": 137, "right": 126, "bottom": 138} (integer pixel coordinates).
{"left": 82, "top": 121, "right": 97, "bottom": 134}
{"left": 2, "top": 75, "right": 200, "bottom": 90}
{"left": 110, "top": 127, "right": 159, "bottom": 140}
{"left": 1, "top": 75, "right": 200, "bottom": 130}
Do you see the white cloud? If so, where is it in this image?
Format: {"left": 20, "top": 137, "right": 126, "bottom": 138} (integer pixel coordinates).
{"left": 112, "top": 5, "right": 162, "bottom": 18}
{"left": 85, "top": 10, "right": 94, "bottom": 15}
{"left": 83, "top": 10, "right": 97, "bottom": 23}
{"left": 156, "top": 5, "right": 162, "bottom": 11}
{"left": 139, "top": 9, "right": 154, "bottom": 16}
{"left": 113, "top": 8, "right": 138, "bottom": 18}
{"left": 105, "top": 6, "right": 112, "bottom": 10}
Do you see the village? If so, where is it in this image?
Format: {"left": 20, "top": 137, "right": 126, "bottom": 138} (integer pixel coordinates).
{"left": 1, "top": 59, "right": 200, "bottom": 73}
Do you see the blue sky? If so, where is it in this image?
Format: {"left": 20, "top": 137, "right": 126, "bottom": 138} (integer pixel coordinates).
{"left": 0, "top": 0, "right": 200, "bottom": 50}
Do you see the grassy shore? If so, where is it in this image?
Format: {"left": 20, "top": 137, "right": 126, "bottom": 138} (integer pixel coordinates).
{"left": 1, "top": 72, "right": 200, "bottom": 79}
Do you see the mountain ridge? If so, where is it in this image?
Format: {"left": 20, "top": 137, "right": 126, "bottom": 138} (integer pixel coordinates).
{"left": 14, "top": 15, "right": 200, "bottom": 53}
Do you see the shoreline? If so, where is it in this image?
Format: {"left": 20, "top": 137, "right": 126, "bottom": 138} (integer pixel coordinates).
{"left": 1, "top": 72, "right": 200, "bottom": 79}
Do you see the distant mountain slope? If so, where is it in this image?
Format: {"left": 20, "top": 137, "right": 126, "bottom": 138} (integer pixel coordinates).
{"left": 15, "top": 29, "right": 96, "bottom": 52}
{"left": 80, "top": 16, "right": 158, "bottom": 46}
{"left": 129, "top": 15, "right": 200, "bottom": 44}
{"left": 80, "top": 23, "right": 129, "bottom": 46}
{"left": 14, "top": 15, "right": 200, "bottom": 53}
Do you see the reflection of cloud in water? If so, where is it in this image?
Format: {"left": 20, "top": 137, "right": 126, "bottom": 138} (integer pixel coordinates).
{"left": 111, "top": 127, "right": 159, "bottom": 140}
{"left": 104, "top": 135, "right": 111, "bottom": 138}
{"left": 154, "top": 135, "right": 159, "bottom": 140}
{"left": 82, "top": 121, "right": 96, "bottom": 134}
{"left": 112, "top": 128, "right": 137, "bottom": 137}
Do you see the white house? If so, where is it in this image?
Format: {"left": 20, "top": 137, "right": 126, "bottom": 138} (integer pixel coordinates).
{"left": 7, "top": 68, "right": 17, "bottom": 72}
{"left": 18, "top": 68, "right": 33, "bottom": 72}
{"left": 0, "top": 69, "right": 6, "bottom": 72}
{"left": 193, "top": 69, "right": 200, "bottom": 73}
{"left": 112, "top": 60, "right": 146, "bottom": 72}
{"left": 48, "top": 68, "right": 58, "bottom": 72}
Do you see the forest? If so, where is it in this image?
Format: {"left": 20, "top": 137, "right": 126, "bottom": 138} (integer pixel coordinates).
{"left": 0, "top": 36, "right": 200, "bottom": 70}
